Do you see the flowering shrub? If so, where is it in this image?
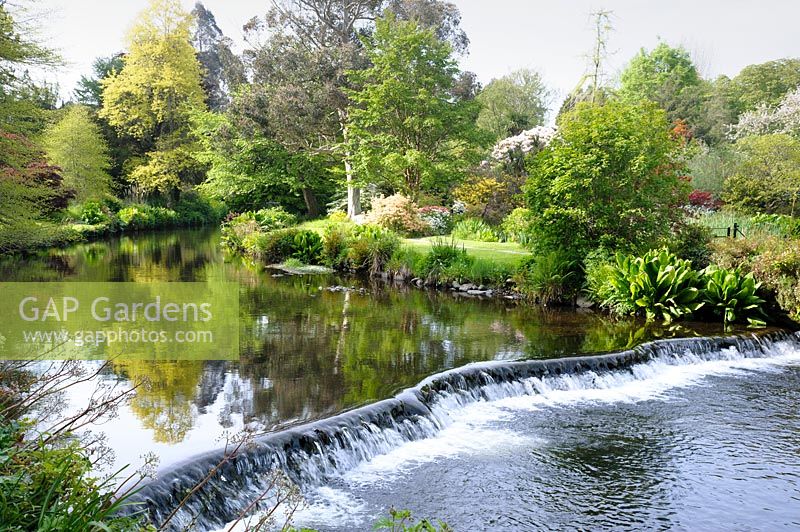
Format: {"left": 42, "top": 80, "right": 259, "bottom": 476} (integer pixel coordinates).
{"left": 418, "top": 206, "right": 452, "bottom": 235}
{"left": 451, "top": 201, "right": 466, "bottom": 215}
{"left": 365, "top": 194, "right": 426, "bottom": 235}
{"left": 734, "top": 87, "right": 800, "bottom": 138}
{"left": 491, "top": 126, "right": 556, "bottom": 167}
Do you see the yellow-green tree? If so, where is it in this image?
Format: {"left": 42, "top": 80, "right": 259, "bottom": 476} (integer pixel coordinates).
{"left": 100, "top": 0, "right": 205, "bottom": 196}
{"left": 100, "top": 0, "right": 204, "bottom": 141}
{"left": 42, "top": 105, "right": 112, "bottom": 201}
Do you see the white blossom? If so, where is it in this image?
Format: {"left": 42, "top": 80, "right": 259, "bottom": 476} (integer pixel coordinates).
{"left": 733, "top": 87, "right": 800, "bottom": 139}
{"left": 490, "top": 125, "right": 557, "bottom": 163}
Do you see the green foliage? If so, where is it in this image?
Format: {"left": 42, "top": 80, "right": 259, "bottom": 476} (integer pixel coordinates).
{"left": 252, "top": 206, "right": 298, "bottom": 231}
{"left": 500, "top": 208, "right": 533, "bottom": 245}
{"left": 291, "top": 231, "right": 324, "bottom": 264}
{"left": 524, "top": 101, "right": 689, "bottom": 258}
{"left": 724, "top": 134, "right": 800, "bottom": 215}
{"left": 417, "top": 239, "right": 469, "bottom": 280}
{"left": 476, "top": 69, "right": 549, "bottom": 138}
{"left": 514, "top": 251, "right": 577, "bottom": 305}
{"left": 246, "top": 228, "right": 305, "bottom": 264}
{"left": 451, "top": 218, "right": 498, "bottom": 242}
{"left": 129, "top": 145, "right": 205, "bottom": 196}
{"left": 701, "top": 265, "right": 766, "bottom": 327}
{"left": 173, "top": 191, "right": 225, "bottom": 226}
{"left": 99, "top": 0, "right": 205, "bottom": 142}
{"left": 618, "top": 42, "right": 703, "bottom": 127}
{"left": 321, "top": 223, "right": 353, "bottom": 269}
{"left": 731, "top": 58, "right": 800, "bottom": 113}
{"left": 193, "top": 111, "right": 331, "bottom": 216}
{"left": 0, "top": 421, "right": 142, "bottom": 531}
{"left": 374, "top": 507, "right": 451, "bottom": 532}
{"left": 346, "top": 14, "right": 485, "bottom": 198}
{"left": 686, "top": 144, "right": 742, "bottom": 198}
{"left": 42, "top": 105, "right": 112, "bottom": 202}
{"left": 118, "top": 204, "right": 178, "bottom": 230}
{"left": 668, "top": 223, "right": 713, "bottom": 268}
{"left": 583, "top": 248, "right": 618, "bottom": 307}
{"left": 601, "top": 249, "right": 703, "bottom": 322}
{"left": 78, "top": 200, "right": 108, "bottom": 225}
{"left": 344, "top": 225, "right": 401, "bottom": 275}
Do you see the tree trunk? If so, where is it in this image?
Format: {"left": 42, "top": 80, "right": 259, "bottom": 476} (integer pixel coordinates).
{"left": 302, "top": 187, "right": 321, "bottom": 218}
{"left": 338, "top": 108, "right": 361, "bottom": 218}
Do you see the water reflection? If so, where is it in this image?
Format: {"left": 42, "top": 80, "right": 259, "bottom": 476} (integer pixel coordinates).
{"left": 0, "top": 229, "right": 742, "bottom": 463}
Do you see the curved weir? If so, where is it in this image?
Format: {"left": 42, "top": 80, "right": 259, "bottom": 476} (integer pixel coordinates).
{"left": 126, "top": 331, "right": 800, "bottom": 531}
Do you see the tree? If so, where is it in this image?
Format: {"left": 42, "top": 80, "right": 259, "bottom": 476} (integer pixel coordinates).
{"left": 734, "top": 87, "right": 800, "bottom": 139}
{"left": 346, "top": 15, "right": 485, "bottom": 199}
{"left": 731, "top": 58, "right": 800, "bottom": 114}
{"left": 244, "top": 0, "right": 469, "bottom": 217}
{"left": 0, "top": 2, "right": 60, "bottom": 134}
{"left": 73, "top": 55, "right": 124, "bottom": 107}
{"left": 100, "top": 0, "right": 206, "bottom": 197}
{"left": 724, "top": 134, "right": 800, "bottom": 215}
{"left": 42, "top": 105, "right": 112, "bottom": 202}
{"left": 476, "top": 69, "right": 550, "bottom": 139}
{"left": 194, "top": 111, "right": 333, "bottom": 214}
{"left": 524, "top": 101, "right": 689, "bottom": 258}
{"left": 619, "top": 42, "right": 704, "bottom": 131}
{"left": 99, "top": 0, "right": 205, "bottom": 143}
{"left": 191, "top": 2, "right": 245, "bottom": 110}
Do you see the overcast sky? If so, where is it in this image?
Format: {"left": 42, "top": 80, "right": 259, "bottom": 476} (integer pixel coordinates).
{"left": 31, "top": 0, "right": 800, "bottom": 108}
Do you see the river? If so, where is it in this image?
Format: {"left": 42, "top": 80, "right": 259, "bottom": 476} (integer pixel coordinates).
{"left": 3, "top": 228, "right": 798, "bottom": 531}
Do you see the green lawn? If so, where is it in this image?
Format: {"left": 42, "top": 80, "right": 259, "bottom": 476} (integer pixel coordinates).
{"left": 297, "top": 220, "right": 531, "bottom": 265}
{"left": 402, "top": 236, "right": 530, "bottom": 265}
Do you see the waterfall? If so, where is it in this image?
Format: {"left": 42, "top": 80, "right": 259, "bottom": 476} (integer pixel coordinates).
{"left": 124, "top": 331, "right": 799, "bottom": 531}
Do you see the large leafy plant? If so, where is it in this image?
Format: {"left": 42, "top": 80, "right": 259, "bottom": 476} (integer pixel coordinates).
{"left": 701, "top": 266, "right": 767, "bottom": 328}
{"left": 604, "top": 249, "right": 703, "bottom": 323}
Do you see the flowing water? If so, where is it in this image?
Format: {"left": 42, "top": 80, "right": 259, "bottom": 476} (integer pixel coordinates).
{"left": 3, "top": 229, "right": 798, "bottom": 531}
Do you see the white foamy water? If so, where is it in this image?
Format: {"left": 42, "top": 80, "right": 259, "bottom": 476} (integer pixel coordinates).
{"left": 218, "top": 339, "right": 800, "bottom": 532}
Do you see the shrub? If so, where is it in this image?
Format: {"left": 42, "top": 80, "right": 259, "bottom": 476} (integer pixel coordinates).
{"left": 118, "top": 205, "right": 178, "bottom": 231}
{"left": 345, "top": 225, "right": 401, "bottom": 275}
{"left": 79, "top": 200, "right": 107, "bottom": 225}
{"left": 322, "top": 223, "right": 352, "bottom": 269}
{"left": 327, "top": 210, "right": 350, "bottom": 223}
{"left": 253, "top": 206, "right": 297, "bottom": 231}
{"left": 701, "top": 265, "right": 766, "bottom": 327}
{"left": 418, "top": 206, "right": 452, "bottom": 236}
{"left": 584, "top": 248, "right": 618, "bottom": 305}
{"left": 220, "top": 213, "right": 260, "bottom": 252}
{"left": 668, "top": 222, "right": 713, "bottom": 268}
{"left": 501, "top": 207, "right": 533, "bottom": 245}
{"left": 688, "top": 190, "right": 719, "bottom": 209}
{"left": 601, "top": 249, "right": 703, "bottom": 322}
{"left": 247, "top": 228, "right": 303, "bottom": 264}
{"left": 451, "top": 218, "right": 498, "bottom": 242}
{"left": 291, "top": 230, "right": 323, "bottom": 264}
{"left": 174, "top": 191, "right": 225, "bottom": 225}
{"left": 515, "top": 251, "right": 578, "bottom": 305}
{"left": 524, "top": 101, "right": 688, "bottom": 258}
{"left": 365, "top": 194, "right": 426, "bottom": 235}
{"left": 417, "top": 239, "right": 470, "bottom": 280}
{"left": 385, "top": 247, "right": 423, "bottom": 278}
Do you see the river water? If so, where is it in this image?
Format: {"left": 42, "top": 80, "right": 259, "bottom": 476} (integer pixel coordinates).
{"left": 3, "top": 228, "right": 798, "bottom": 531}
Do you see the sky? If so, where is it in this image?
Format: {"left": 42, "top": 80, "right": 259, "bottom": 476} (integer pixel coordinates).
{"left": 28, "top": 0, "right": 800, "bottom": 108}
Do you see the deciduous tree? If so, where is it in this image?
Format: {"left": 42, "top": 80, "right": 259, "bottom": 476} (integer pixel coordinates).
{"left": 43, "top": 105, "right": 112, "bottom": 201}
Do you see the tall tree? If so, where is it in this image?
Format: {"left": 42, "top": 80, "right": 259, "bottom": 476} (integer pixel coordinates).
{"left": 525, "top": 101, "right": 689, "bottom": 258}
{"left": 43, "top": 105, "right": 112, "bottom": 202}
{"left": 100, "top": 0, "right": 205, "bottom": 143}
{"left": 346, "top": 15, "right": 484, "bottom": 199}
{"left": 618, "top": 42, "right": 703, "bottom": 127}
{"left": 191, "top": 2, "right": 245, "bottom": 110}
{"left": 731, "top": 58, "right": 800, "bottom": 115}
{"left": 73, "top": 55, "right": 124, "bottom": 108}
{"left": 382, "top": 0, "right": 469, "bottom": 54}
{"left": 100, "top": 0, "right": 206, "bottom": 197}
{"left": 476, "top": 69, "right": 550, "bottom": 139}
